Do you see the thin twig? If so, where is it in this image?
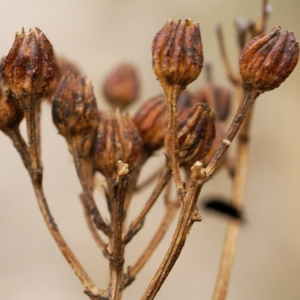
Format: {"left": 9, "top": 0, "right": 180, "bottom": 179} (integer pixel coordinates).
{"left": 135, "top": 165, "right": 165, "bottom": 192}
{"left": 123, "top": 165, "right": 172, "bottom": 244}
{"left": 141, "top": 161, "right": 205, "bottom": 300}
{"left": 216, "top": 24, "right": 241, "bottom": 86}
{"left": 104, "top": 161, "right": 129, "bottom": 300}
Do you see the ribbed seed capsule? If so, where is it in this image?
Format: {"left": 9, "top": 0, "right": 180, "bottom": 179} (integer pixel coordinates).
{"left": 134, "top": 95, "right": 167, "bottom": 151}
{"left": 173, "top": 103, "right": 215, "bottom": 166}
{"left": 152, "top": 18, "right": 203, "bottom": 89}
{"left": 93, "top": 110, "right": 143, "bottom": 179}
{"left": 239, "top": 26, "right": 299, "bottom": 92}
{"left": 52, "top": 72, "right": 98, "bottom": 154}
{"left": 2, "top": 27, "right": 55, "bottom": 107}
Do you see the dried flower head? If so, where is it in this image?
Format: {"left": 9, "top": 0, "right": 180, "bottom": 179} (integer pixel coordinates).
{"left": 134, "top": 94, "right": 167, "bottom": 151}
{"left": 0, "top": 59, "right": 23, "bottom": 132}
{"left": 2, "top": 27, "right": 55, "bottom": 107}
{"left": 239, "top": 26, "right": 299, "bottom": 92}
{"left": 152, "top": 18, "right": 203, "bottom": 89}
{"left": 166, "top": 103, "right": 215, "bottom": 166}
{"left": 102, "top": 64, "right": 140, "bottom": 109}
{"left": 52, "top": 72, "right": 98, "bottom": 154}
{"left": 93, "top": 110, "right": 143, "bottom": 179}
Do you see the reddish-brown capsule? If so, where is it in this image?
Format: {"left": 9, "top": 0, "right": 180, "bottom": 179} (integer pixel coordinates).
{"left": 166, "top": 103, "right": 215, "bottom": 166}
{"left": 0, "top": 59, "right": 23, "bottom": 132}
{"left": 52, "top": 72, "right": 98, "bottom": 153}
{"left": 102, "top": 64, "right": 140, "bottom": 109}
{"left": 239, "top": 26, "right": 299, "bottom": 92}
{"left": 93, "top": 110, "right": 143, "bottom": 179}
{"left": 152, "top": 19, "right": 203, "bottom": 89}
{"left": 2, "top": 28, "right": 55, "bottom": 107}
{"left": 134, "top": 94, "right": 167, "bottom": 151}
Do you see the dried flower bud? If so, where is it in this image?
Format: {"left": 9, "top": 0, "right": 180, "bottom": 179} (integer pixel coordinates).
{"left": 52, "top": 72, "right": 98, "bottom": 153}
{"left": 239, "top": 26, "right": 299, "bottom": 92}
{"left": 152, "top": 19, "right": 203, "bottom": 89}
{"left": 93, "top": 110, "right": 143, "bottom": 178}
{"left": 102, "top": 64, "right": 140, "bottom": 109}
{"left": 167, "top": 103, "right": 215, "bottom": 166}
{"left": 134, "top": 94, "right": 167, "bottom": 151}
{"left": 2, "top": 27, "right": 55, "bottom": 107}
{"left": 44, "top": 56, "right": 81, "bottom": 102}
{"left": 0, "top": 59, "right": 23, "bottom": 132}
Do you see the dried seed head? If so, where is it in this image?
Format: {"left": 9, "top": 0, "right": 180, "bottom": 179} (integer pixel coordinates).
{"left": 52, "top": 72, "right": 98, "bottom": 154}
{"left": 152, "top": 19, "right": 203, "bottom": 89}
{"left": 166, "top": 103, "right": 215, "bottom": 166}
{"left": 134, "top": 94, "right": 167, "bottom": 151}
{"left": 0, "top": 58, "right": 24, "bottom": 132}
{"left": 102, "top": 64, "right": 140, "bottom": 109}
{"left": 93, "top": 110, "right": 143, "bottom": 179}
{"left": 2, "top": 28, "right": 55, "bottom": 107}
{"left": 239, "top": 26, "right": 299, "bottom": 92}
{"left": 44, "top": 56, "right": 81, "bottom": 102}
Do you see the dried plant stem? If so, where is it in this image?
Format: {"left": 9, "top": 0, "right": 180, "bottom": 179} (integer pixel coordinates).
{"left": 216, "top": 25, "right": 241, "bottom": 86}
{"left": 104, "top": 162, "right": 129, "bottom": 300}
{"left": 212, "top": 104, "right": 254, "bottom": 300}
{"left": 126, "top": 197, "right": 180, "bottom": 286}
{"left": 135, "top": 165, "right": 165, "bottom": 192}
{"left": 141, "top": 162, "right": 205, "bottom": 300}
{"left": 5, "top": 127, "right": 30, "bottom": 169}
{"left": 206, "top": 89, "right": 259, "bottom": 177}
{"left": 165, "top": 85, "right": 185, "bottom": 199}
{"left": 71, "top": 140, "right": 110, "bottom": 236}
{"left": 123, "top": 165, "right": 172, "bottom": 244}
{"left": 80, "top": 194, "right": 107, "bottom": 253}
{"left": 19, "top": 101, "right": 103, "bottom": 297}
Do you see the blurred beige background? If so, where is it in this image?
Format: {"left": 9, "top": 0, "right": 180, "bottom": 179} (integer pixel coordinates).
{"left": 0, "top": 0, "right": 300, "bottom": 299}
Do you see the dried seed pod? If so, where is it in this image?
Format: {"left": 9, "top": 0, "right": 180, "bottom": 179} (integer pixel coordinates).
{"left": 44, "top": 56, "right": 81, "bottom": 102}
{"left": 152, "top": 19, "right": 203, "bottom": 89}
{"left": 93, "top": 110, "right": 143, "bottom": 179}
{"left": 102, "top": 64, "right": 140, "bottom": 109}
{"left": 52, "top": 72, "right": 98, "bottom": 154}
{"left": 2, "top": 27, "right": 55, "bottom": 108}
{"left": 167, "top": 103, "right": 215, "bottom": 166}
{"left": 239, "top": 26, "right": 299, "bottom": 92}
{"left": 134, "top": 94, "right": 167, "bottom": 151}
{"left": 212, "top": 86, "right": 232, "bottom": 121}
{"left": 0, "top": 59, "right": 23, "bottom": 132}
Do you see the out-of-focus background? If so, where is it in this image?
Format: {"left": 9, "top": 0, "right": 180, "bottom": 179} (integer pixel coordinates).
{"left": 0, "top": 0, "right": 299, "bottom": 299}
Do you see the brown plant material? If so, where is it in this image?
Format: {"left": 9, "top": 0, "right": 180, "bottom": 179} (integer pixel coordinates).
{"left": 93, "top": 110, "right": 143, "bottom": 179}
{"left": 52, "top": 72, "right": 98, "bottom": 155}
{"left": 102, "top": 63, "right": 140, "bottom": 109}
{"left": 2, "top": 27, "right": 55, "bottom": 108}
{"left": 134, "top": 94, "right": 167, "bottom": 151}
{"left": 152, "top": 19, "right": 203, "bottom": 89}
{"left": 174, "top": 103, "right": 215, "bottom": 166}
{"left": 239, "top": 26, "right": 299, "bottom": 92}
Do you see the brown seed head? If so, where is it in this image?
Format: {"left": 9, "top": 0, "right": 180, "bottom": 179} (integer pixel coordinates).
{"left": 93, "top": 110, "right": 143, "bottom": 179}
{"left": 52, "top": 72, "right": 98, "bottom": 153}
{"left": 2, "top": 28, "right": 55, "bottom": 107}
{"left": 239, "top": 26, "right": 299, "bottom": 92}
{"left": 152, "top": 19, "right": 203, "bottom": 89}
{"left": 0, "top": 58, "right": 24, "bottom": 132}
{"left": 102, "top": 64, "right": 140, "bottom": 109}
{"left": 166, "top": 103, "right": 215, "bottom": 166}
{"left": 134, "top": 94, "right": 167, "bottom": 151}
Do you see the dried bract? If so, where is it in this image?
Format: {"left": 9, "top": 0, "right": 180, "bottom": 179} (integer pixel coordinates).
{"left": 239, "top": 26, "right": 299, "bottom": 92}
{"left": 134, "top": 94, "right": 167, "bottom": 151}
{"left": 102, "top": 64, "right": 140, "bottom": 109}
{"left": 52, "top": 72, "right": 98, "bottom": 153}
{"left": 168, "top": 103, "right": 215, "bottom": 166}
{"left": 152, "top": 19, "right": 203, "bottom": 89}
{"left": 2, "top": 27, "right": 55, "bottom": 107}
{"left": 93, "top": 110, "right": 143, "bottom": 179}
